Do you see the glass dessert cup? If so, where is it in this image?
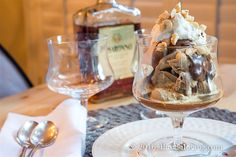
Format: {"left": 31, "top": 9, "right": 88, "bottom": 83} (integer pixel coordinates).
{"left": 46, "top": 34, "right": 114, "bottom": 128}
{"left": 132, "top": 34, "right": 223, "bottom": 156}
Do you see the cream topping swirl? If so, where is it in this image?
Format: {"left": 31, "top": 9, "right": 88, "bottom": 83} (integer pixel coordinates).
{"left": 151, "top": 3, "right": 207, "bottom": 45}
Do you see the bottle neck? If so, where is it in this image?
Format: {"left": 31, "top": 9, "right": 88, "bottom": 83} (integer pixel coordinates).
{"left": 97, "top": 0, "right": 116, "bottom": 4}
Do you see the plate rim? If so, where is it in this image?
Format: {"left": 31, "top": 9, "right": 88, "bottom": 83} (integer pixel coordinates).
{"left": 92, "top": 117, "right": 236, "bottom": 157}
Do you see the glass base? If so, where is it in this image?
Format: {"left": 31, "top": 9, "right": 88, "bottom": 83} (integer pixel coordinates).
{"left": 142, "top": 136, "right": 211, "bottom": 157}
{"left": 87, "top": 116, "right": 109, "bottom": 129}
{"left": 140, "top": 110, "right": 165, "bottom": 120}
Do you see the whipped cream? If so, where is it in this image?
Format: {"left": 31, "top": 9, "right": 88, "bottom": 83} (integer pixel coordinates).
{"left": 151, "top": 3, "right": 207, "bottom": 45}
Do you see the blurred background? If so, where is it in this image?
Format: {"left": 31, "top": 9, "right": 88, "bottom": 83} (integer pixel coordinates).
{"left": 0, "top": 0, "right": 235, "bottom": 86}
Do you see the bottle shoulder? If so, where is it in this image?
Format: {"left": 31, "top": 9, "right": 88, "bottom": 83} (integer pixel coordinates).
{"left": 73, "top": 3, "right": 141, "bottom": 22}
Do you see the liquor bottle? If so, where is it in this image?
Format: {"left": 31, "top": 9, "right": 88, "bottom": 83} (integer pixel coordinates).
{"left": 73, "top": 0, "right": 141, "bottom": 102}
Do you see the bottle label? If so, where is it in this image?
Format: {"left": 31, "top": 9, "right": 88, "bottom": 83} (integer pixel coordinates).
{"left": 99, "top": 25, "right": 135, "bottom": 79}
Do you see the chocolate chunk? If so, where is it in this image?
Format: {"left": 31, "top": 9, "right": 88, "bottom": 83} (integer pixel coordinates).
{"left": 151, "top": 69, "right": 177, "bottom": 88}
{"left": 167, "top": 39, "right": 194, "bottom": 55}
{"left": 152, "top": 50, "right": 164, "bottom": 68}
{"left": 174, "top": 72, "right": 192, "bottom": 96}
{"left": 175, "top": 39, "right": 194, "bottom": 46}
{"left": 188, "top": 52, "right": 216, "bottom": 82}
{"left": 197, "top": 81, "right": 210, "bottom": 94}
{"left": 150, "top": 42, "right": 167, "bottom": 68}
{"left": 167, "top": 47, "right": 176, "bottom": 55}
{"left": 157, "top": 51, "right": 177, "bottom": 70}
{"left": 189, "top": 54, "right": 207, "bottom": 81}
{"left": 168, "top": 51, "right": 189, "bottom": 74}
{"left": 204, "top": 59, "right": 216, "bottom": 80}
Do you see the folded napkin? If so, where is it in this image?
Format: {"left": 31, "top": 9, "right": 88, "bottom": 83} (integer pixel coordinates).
{"left": 0, "top": 99, "right": 87, "bottom": 157}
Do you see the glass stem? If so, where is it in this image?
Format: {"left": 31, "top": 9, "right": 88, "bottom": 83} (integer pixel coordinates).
{"left": 169, "top": 113, "right": 186, "bottom": 151}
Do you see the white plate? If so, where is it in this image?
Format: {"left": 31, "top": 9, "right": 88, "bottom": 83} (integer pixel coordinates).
{"left": 92, "top": 118, "right": 236, "bottom": 157}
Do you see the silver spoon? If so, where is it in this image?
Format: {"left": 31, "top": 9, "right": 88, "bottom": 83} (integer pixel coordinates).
{"left": 27, "top": 121, "right": 58, "bottom": 157}
{"left": 16, "top": 121, "right": 38, "bottom": 157}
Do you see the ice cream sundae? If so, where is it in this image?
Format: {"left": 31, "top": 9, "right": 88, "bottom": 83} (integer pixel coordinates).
{"left": 138, "top": 3, "right": 222, "bottom": 111}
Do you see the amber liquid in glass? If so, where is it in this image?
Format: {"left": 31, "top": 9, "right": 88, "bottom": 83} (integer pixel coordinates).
{"left": 74, "top": 23, "right": 141, "bottom": 102}
{"left": 74, "top": 23, "right": 141, "bottom": 34}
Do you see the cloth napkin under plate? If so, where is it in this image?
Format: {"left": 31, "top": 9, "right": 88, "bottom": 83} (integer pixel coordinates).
{"left": 0, "top": 98, "right": 87, "bottom": 157}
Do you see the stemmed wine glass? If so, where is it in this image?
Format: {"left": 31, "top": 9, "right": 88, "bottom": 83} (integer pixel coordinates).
{"left": 46, "top": 34, "right": 114, "bottom": 128}
{"left": 133, "top": 33, "right": 223, "bottom": 156}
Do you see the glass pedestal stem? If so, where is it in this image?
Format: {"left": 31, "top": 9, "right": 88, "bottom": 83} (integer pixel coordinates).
{"left": 169, "top": 113, "right": 186, "bottom": 151}
{"left": 78, "top": 97, "right": 109, "bottom": 128}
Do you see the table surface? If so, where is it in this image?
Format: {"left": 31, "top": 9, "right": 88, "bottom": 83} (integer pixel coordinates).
{"left": 0, "top": 64, "right": 235, "bottom": 128}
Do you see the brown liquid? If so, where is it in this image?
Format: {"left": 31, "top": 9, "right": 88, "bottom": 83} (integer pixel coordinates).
{"left": 136, "top": 91, "right": 223, "bottom": 112}
{"left": 74, "top": 23, "right": 141, "bottom": 35}
{"left": 74, "top": 23, "right": 141, "bottom": 102}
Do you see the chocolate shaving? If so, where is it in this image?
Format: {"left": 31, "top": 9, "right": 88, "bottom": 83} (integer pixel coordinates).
{"left": 151, "top": 69, "right": 177, "bottom": 88}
